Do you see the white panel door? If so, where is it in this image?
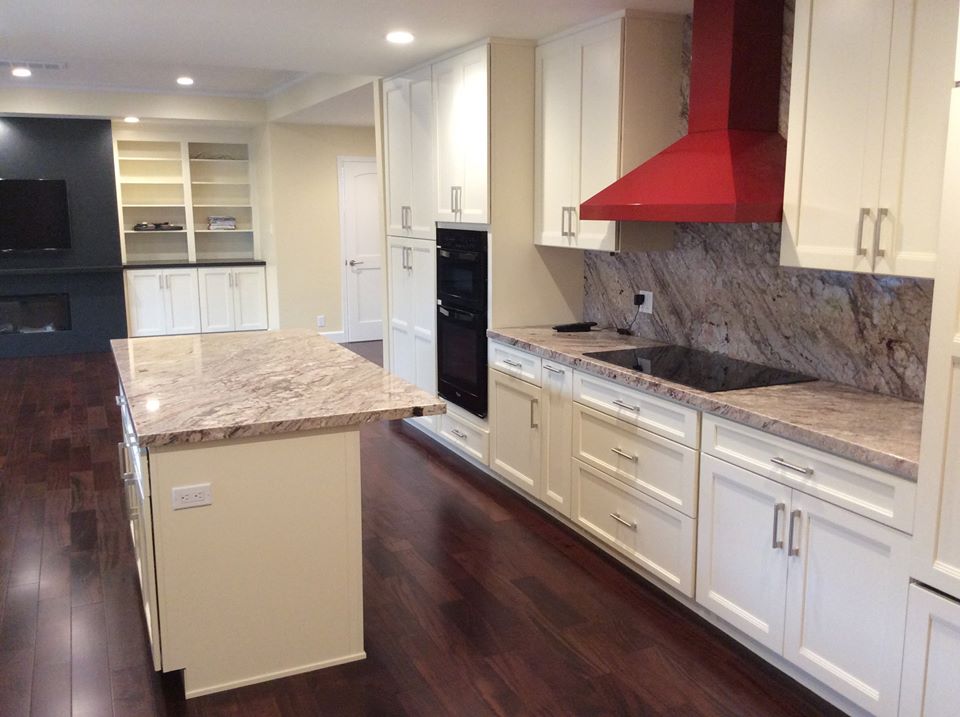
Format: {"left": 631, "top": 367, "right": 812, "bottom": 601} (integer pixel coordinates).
{"left": 696, "top": 455, "right": 791, "bottom": 653}
{"left": 161, "top": 269, "right": 200, "bottom": 335}
{"left": 408, "top": 238, "right": 436, "bottom": 394}
{"left": 490, "top": 369, "right": 542, "bottom": 497}
{"left": 783, "top": 492, "right": 911, "bottom": 717}
{"left": 197, "top": 267, "right": 235, "bottom": 333}
{"left": 433, "top": 54, "right": 465, "bottom": 223}
{"left": 387, "top": 238, "right": 414, "bottom": 384}
{"left": 125, "top": 269, "right": 166, "bottom": 337}
{"left": 900, "top": 583, "right": 960, "bottom": 717}
{"left": 340, "top": 158, "right": 382, "bottom": 341}
{"left": 383, "top": 77, "right": 412, "bottom": 237}
{"left": 575, "top": 21, "right": 621, "bottom": 251}
{"left": 232, "top": 266, "right": 268, "bottom": 331}
{"left": 540, "top": 360, "right": 573, "bottom": 516}
{"left": 408, "top": 66, "right": 437, "bottom": 240}
{"left": 535, "top": 35, "right": 581, "bottom": 247}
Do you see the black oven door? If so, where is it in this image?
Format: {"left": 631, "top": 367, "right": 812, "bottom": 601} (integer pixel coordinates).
{"left": 436, "top": 303, "right": 487, "bottom": 418}
{"left": 437, "top": 245, "right": 486, "bottom": 311}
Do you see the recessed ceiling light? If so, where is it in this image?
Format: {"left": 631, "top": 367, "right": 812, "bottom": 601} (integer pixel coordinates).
{"left": 11, "top": 67, "right": 31, "bottom": 78}
{"left": 123, "top": 116, "right": 140, "bottom": 124}
{"left": 386, "top": 31, "right": 414, "bottom": 45}
{"left": 176, "top": 76, "right": 194, "bottom": 86}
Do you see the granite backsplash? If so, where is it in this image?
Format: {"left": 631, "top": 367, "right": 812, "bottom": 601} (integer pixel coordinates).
{"left": 582, "top": 1, "right": 933, "bottom": 402}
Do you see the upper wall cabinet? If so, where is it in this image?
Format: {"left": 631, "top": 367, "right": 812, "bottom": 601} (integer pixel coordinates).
{"left": 781, "top": 0, "right": 958, "bottom": 278}
{"left": 433, "top": 45, "right": 489, "bottom": 224}
{"left": 383, "top": 66, "right": 436, "bottom": 239}
{"left": 534, "top": 14, "right": 683, "bottom": 252}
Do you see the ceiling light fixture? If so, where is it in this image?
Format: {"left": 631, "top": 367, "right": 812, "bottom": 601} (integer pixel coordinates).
{"left": 386, "top": 31, "right": 414, "bottom": 45}
{"left": 123, "top": 116, "right": 140, "bottom": 123}
{"left": 176, "top": 76, "right": 194, "bottom": 86}
{"left": 11, "top": 67, "right": 31, "bottom": 78}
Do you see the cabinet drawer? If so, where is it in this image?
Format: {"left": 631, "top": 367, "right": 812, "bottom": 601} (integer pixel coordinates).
{"left": 573, "top": 404, "right": 698, "bottom": 517}
{"left": 701, "top": 415, "right": 916, "bottom": 533}
{"left": 489, "top": 342, "right": 542, "bottom": 385}
{"left": 573, "top": 371, "right": 699, "bottom": 447}
{"left": 440, "top": 411, "right": 489, "bottom": 465}
{"left": 572, "top": 458, "right": 695, "bottom": 597}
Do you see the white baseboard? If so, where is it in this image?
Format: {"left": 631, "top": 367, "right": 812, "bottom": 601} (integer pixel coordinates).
{"left": 320, "top": 330, "right": 347, "bottom": 343}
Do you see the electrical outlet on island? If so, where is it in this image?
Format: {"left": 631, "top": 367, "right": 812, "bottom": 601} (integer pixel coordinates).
{"left": 316, "top": 314, "right": 326, "bottom": 329}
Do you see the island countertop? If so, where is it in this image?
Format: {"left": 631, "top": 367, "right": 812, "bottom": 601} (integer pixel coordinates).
{"left": 112, "top": 329, "right": 446, "bottom": 447}
{"left": 488, "top": 327, "right": 922, "bottom": 481}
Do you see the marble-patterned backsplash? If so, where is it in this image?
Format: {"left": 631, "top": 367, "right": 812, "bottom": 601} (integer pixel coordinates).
{"left": 583, "top": 224, "right": 932, "bottom": 401}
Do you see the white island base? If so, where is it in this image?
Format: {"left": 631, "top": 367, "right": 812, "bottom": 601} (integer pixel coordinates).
{"left": 149, "top": 428, "right": 365, "bottom": 697}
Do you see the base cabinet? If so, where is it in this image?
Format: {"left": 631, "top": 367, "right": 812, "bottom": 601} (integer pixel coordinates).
{"left": 198, "top": 266, "right": 268, "bottom": 333}
{"left": 899, "top": 583, "right": 960, "bottom": 716}
{"left": 490, "top": 369, "right": 542, "bottom": 496}
{"left": 540, "top": 360, "right": 573, "bottom": 516}
{"left": 697, "top": 454, "right": 910, "bottom": 716}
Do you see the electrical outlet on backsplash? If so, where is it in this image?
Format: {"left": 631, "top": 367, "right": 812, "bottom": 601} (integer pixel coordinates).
{"left": 582, "top": 222, "right": 933, "bottom": 402}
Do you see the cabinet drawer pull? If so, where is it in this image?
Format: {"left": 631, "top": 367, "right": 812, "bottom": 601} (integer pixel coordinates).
{"left": 530, "top": 399, "right": 539, "bottom": 429}
{"left": 770, "top": 457, "right": 813, "bottom": 475}
{"left": 873, "top": 207, "right": 889, "bottom": 258}
{"left": 612, "top": 399, "right": 640, "bottom": 412}
{"left": 450, "top": 428, "right": 468, "bottom": 440}
{"left": 610, "top": 447, "right": 638, "bottom": 462}
{"left": 502, "top": 359, "right": 523, "bottom": 369}
{"left": 787, "top": 509, "right": 801, "bottom": 557}
{"left": 117, "top": 442, "right": 127, "bottom": 477}
{"left": 543, "top": 365, "right": 565, "bottom": 375}
{"left": 609, "top": 512, "right": 637, "bottom": 530}
{"left": 855, "top": 207, "right": 870, "bottom": 257}
{"left": 772, "top": 502, "right": 786, "bottom": 549}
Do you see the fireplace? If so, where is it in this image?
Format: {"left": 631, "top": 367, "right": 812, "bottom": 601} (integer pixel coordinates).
{"left": 0, "top": 293, "right": 72, "bottom": 335}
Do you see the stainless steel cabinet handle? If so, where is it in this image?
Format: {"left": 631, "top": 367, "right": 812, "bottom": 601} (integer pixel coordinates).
{"left": 348, "top": 259, "right": 365, "bottom": 267}
{"left": 787, "top": 509, "right": 801, "bottom": 556}
{"left": 530, "top": 399, "right": 539, "bottom": 428}
{"left": 612, "top": 399, "right": 640, "bottom": 412}
{"left": 873, "top": 207, "right": 889, "bottom": 258}
{"left": 855, "top": 207, "right": 871, "bottom": 257}
{"left": 117, "top": 442, "right": 127, "bottom": 477}
{"left": 123, "top": 475, "right": 139, "bottom": 521}
{"left": 450, "top": 428, "right": 467, "bottom": 440}
{"left": 502, "top": 358, "right": 523, "bottom": 368}
{"left": 158, "top": 275, "right": 164, "bottom": 290}
{"left": 568, "top": 206, "right": 577, "bottom": 239}
{"left": 543, "top": 365, "right": 565, "bottom": 375}
{"left": 115, "top": 394, "right": 123, "bottom": 407}
{"left": 610, "top": 447, "right": 638, "bottom": 462}
{"left": 609, "top": 512, "right": 637, "bottom": 530}
{"left": 770, "top": 457, "right": 813, "bottom": 476}
{"left": 772, "top": 502, "right": 786, "bottom": 549}
{"left": 561, "top": 207, "right": 569, "bottom": 238}
{"left": 450, "top": 186, "right": 456, "bottom": 214}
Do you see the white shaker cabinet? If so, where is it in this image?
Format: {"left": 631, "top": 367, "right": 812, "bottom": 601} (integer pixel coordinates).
{"left": 490, "top": 369, "right": 542, "bottom": 497}
{"left": 781, "top": 0, "right": 958, "bottom": 278}
{"left": 899, "top": 584, "right": 960, "bottom": 716}
{"left": 197, "top": 266, "right": 267, "bottom": 333}
{"left": 126, "top": 268, "right": 201, "bottom": 337}
{"left": 383, "top": 67, "right": 436, "bottom": 239}
{"left": 540, "top": 360, "right": 573, "bottom": 517}
{"left": 387, "top": 237, "right": 436, "bottom": 395}
{"left": 433, "top": 45, "right": 489, "bottom": 224}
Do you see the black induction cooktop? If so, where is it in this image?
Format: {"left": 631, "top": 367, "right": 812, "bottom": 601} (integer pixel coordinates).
{"left": 583, "top": 346, "right": 817, "bottom": 393}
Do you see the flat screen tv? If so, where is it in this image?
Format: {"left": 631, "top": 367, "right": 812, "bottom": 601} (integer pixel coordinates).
{"left": 0, "top": 179, "right": 72, "bottom": 252}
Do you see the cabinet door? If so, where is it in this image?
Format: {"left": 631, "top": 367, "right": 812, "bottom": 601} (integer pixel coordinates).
{"left": 783, "top": 492, "right": 910, "bottom": 716}
{"left": 408, "top": 239, "right": 436, "bottom": 394}
{"left": 387, "top": 238, "right": 415, "bottom": 384}
{"left": 696, "top": 455, "right": 791, "bottom": 653}
{"left": 409, "top": 66, "right": 437, "bottom": 240}
{"left": 197, "top": 267, "right": 235, "bottom": 333}
{"left": 535, "top": 36, "right": 581, "bottom": 247}
{"left": 383, "top": 77, "right": 412, "bottom": 236}
{"left": 781, "top": 0, "right": 893, "bottom": 273}
{"left": 161, "top": 269, "right": 201, "bottom": 335}
{"left": 899, "top": 583, "right": 960, "bottom": 717}
{"left": 125, "top": 270, "right": 166, "bottom": 337}
{"left": 490, "top": 369, "right": 542, "bottom": 497}
{"left": 232, "top": 266, "right": 268, "bottom": 331}
{"left": 540, "top": 360, "right": 573, "bottom": 516}
{"left": 574, "top": 21, "right": 621, "bottom": 251}
{"left": 458, "top": 46, "right": 489, "bottom": 224}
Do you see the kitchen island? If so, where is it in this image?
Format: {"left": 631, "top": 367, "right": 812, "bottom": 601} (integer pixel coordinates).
{"left": 111, "top": 329, "right": 445, "bottom": 698}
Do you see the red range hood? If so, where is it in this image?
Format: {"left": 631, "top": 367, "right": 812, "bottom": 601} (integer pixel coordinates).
{"left": 580, "top": 0, "right": 787, "bottom": 224}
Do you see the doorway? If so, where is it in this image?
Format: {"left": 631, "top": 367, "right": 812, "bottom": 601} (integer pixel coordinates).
{"left": 338, "top": 156, "right": 382, "bottom": 342}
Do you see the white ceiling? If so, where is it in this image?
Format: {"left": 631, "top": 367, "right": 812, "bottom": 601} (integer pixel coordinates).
{"left": 282, "top": 84, "right": 377, "bottom": 126}
{"left": 0, "top": 0, "right": 692, "bottom": 120}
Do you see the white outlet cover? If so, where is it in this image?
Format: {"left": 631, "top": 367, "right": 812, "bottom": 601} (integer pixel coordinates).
{"left": 316, "top": 314, "right": 326, "bottom": 328}
{"left": 638, "top": 291, "right": 653, "bottom": 315}
{"left": 172, "top": 483, "right": 212, "bottom": 510}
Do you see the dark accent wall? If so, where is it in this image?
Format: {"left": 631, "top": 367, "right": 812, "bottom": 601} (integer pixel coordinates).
{"left": 0, "top": 117, "right": 126, "bottom": 356}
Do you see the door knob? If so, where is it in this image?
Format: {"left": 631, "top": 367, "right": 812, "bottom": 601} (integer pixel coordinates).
{"left": 348, "top": 259, "right": 364, "bottom": 267}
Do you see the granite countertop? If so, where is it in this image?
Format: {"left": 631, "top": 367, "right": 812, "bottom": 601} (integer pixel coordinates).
{"left": 112, "top": 329, "right": 446, "bottom": 447}
{"left": 488, "top": 327, "right": 923, "bottom": 481}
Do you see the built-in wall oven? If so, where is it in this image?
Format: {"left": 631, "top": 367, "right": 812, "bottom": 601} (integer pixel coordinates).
{"left": 436, "top": 225, "right": 488, "bottom": 418}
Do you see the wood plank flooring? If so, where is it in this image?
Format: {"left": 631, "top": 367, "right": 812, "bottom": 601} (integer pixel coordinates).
{"left": 0, "top": 342, "right": 845, "bottom": 716}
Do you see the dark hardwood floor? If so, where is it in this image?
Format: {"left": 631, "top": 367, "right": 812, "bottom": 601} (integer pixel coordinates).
{"left": 0, "top": 340, "right": 845, "bottom": 716}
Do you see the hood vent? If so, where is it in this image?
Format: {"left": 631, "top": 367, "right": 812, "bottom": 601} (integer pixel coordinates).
{"left": 580, "top": 0, "right": 787, "bottom": 224}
